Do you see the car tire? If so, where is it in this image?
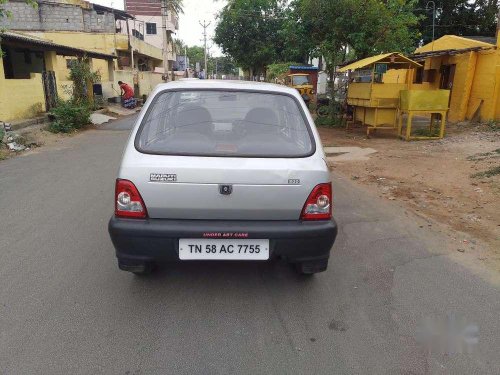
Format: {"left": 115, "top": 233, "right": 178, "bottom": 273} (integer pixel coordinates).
{"left": 295, "top": 259, "right": 328, "bottom": 275}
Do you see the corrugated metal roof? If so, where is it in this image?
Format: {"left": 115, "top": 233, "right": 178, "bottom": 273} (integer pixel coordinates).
{"left": 415, "top": 35, "right": 495, "bottom": 53}
{"left": 0, "top": 32, "right": 117, "bottom": 60}
{"left": 92, "top": 4, "right": 134, "bottom": 20}
{"left": 410, "top": 45, "right": 494, "bottom": 61}
{"left": 463, "top": 36, "right": 496, "bottom": 45}
{"left": 338, "top": 53, "right": 421, "bottom": 72}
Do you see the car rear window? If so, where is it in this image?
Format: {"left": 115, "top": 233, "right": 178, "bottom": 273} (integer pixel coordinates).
{"left": 135, "top": 90, "right": 314, "bottom": 157}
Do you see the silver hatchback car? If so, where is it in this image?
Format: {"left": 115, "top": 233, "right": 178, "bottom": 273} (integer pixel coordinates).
{"left": 108, "top": 80, "right": 337, "bottom": 275}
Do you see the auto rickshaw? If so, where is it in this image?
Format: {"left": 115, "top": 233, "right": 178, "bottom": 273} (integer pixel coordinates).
{"left": 285, "top": 73, "right": 315, "bottom": 106}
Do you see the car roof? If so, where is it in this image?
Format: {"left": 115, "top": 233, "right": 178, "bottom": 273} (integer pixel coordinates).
{"left": 154, "top": 79, "right": 300, "bottom": 95}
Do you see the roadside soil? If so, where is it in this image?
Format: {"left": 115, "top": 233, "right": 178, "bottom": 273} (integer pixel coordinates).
{"left": 319, "top": 122, "right": 500, "bottom": 271}
{"left": 0, "top": 125, "right": 79, "bottom": 161}
{"left": 0, "top": 112, "right": 126, "bottom": 160}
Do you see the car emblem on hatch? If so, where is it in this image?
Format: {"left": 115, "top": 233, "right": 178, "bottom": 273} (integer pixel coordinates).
{"left": 219, "top": 184, "right": 233, "bottom": 195}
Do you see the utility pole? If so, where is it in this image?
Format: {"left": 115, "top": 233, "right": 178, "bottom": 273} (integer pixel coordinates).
{"left": 161, "top": 0, "right": 169, "bottom": 81}
{"left": 426, "top": 1, "right": 436, "bottom": 50}
{"left": 184, "top": 45, "right": 188, "bottom": 77}
{"left": 199, "top": 20, "right": 211, "bottom": 78}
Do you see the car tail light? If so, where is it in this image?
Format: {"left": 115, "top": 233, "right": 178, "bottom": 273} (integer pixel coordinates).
{"left": 115, "top": 179, "right": 148, "bottom": 219}
{"left": 300, "top": 183, "right": 332, "bottom": 220}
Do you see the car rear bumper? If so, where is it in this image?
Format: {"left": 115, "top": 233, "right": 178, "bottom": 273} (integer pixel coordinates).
{"left": 108, "top": 217, "right": 337, "bottom": 264}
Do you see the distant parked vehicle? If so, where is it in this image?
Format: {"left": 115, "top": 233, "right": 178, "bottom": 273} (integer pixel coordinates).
{"left": 108, "top": 80, "right": 338, "bottom": 275}
{"left": 285, "top": 73, "right": 315, "bottom": 106}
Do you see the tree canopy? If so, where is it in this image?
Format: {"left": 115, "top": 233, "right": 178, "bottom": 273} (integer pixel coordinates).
{"left": 417, "top": 0, "right": 498, "bottom": 44}
{"left": 214, "top": 0, "right": 426, "bottom": 74}
{"left": 214, "top": 0, "right": 287, "bottom": 76}
{"left": 185, "top": 45, "right": 205, "bottom": 70}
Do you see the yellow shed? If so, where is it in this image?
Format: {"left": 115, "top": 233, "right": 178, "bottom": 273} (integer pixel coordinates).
{"left": 410, "top": 34, "right": 499, "bottom": 122}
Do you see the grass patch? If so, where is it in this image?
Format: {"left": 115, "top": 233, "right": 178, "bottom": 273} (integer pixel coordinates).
{"left": 0, "top": 149, "right": 9, "bottom": 161}
{"left": 471, "top": 165, "right": 500, "bottom": 178}
{"left": 413, "top": 127, "right": 441, "bottom": 137}
{"left": 486, "top": 120, "right": 499, "bottom": 132}
{"left": 467, "top": 148, "right": 500, "bottom": 161}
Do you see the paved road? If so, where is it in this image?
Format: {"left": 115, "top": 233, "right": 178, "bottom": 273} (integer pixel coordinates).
{"left": 0, "top": 116, "right": 499, "bottom": 375}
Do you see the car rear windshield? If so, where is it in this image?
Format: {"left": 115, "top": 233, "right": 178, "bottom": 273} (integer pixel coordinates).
{"left": 135, "top": 90, "right": 314, "bottom": 157}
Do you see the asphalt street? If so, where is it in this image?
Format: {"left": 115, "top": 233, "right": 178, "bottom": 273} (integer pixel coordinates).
{"left": 0, "top": 115, "right": 499, "bottom": 374}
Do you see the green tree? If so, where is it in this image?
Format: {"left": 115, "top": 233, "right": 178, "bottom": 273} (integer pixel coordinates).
{"left": 208, "top": 55, "right": 238, "bottom": 76}
{"left": 299, "top": 0, "right": 420, "bottom": 120}
{"left": 214, "top": 0, "right": 286, "bottom": 77}
{"left": 173, "top": 38, "right": 186, "bottom": 55}
{"left": 300, "top": 0, "right": 420, "bottom": 59}
{"left": 166, "top": 0, "right": 184, "bottom": 15}
{"left": 186, "top": 45, "right": 205, "bottom": 70}
{"left": 417, "top": 0, "right": 498, "bottom": 44}
{"left": 278, "top": 0, "right": 317, "bottom": 64}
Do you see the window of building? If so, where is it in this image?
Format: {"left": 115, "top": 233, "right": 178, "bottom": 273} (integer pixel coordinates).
{"left": 423, "top": 69, "right": 437, "bottom": 83}
{"left": 146, "top": 23, "right": 157, "bottom": 35}
{"left": 132, "top": 29, "right": 144, "bottom": 40}
{"left": 413, "top": 67, "right": 423, "bottom": 84}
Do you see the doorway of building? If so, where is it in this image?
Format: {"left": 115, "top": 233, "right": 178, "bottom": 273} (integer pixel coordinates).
{"left": 440, "top": 64, "right": 456, "bottom": 89}
{"left": 440, "top": 64, "right": 455, "bottom": 107}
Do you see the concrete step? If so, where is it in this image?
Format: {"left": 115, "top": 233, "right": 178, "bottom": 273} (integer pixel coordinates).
{"left": 8, "top": 115, "right": 50, "bottom": 131}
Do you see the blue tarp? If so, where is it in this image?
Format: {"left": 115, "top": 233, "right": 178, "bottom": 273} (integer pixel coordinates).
{"left": 289, "top": 66, "right": 318, "bottom": 71}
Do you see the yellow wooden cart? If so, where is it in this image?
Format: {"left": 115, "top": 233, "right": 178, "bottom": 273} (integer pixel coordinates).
{"left": 398, "top": 90, "right": 451, "bottom": 141}
{"left": 339, "top": 53, "right": 422, "bottom": 137}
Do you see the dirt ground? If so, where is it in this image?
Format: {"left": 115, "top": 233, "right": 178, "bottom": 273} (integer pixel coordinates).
{"left": 319, "top": 122, "right": 500, "bottom": 270}
{"left": 0, "top": 125, "right": 75, "bottom": 161}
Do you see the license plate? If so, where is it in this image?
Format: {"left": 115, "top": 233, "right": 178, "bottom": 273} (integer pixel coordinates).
{"left": 179, "top": 239, "right": 269, "bottom": 260}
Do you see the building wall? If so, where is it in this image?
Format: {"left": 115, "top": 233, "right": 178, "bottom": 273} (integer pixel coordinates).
{"left": 0, "top": 59, "right": 46, "bottom": 121}
{"left": 446, "top": 53, "right": 471, "bottom": 122}
{"left": 25, "top": 31, "right": 120, "bottom": 55}
{"left": 409, "top": 49, "right": 499, "bottom": 122}
{"left": 413, "top": 34, "right": 498, "bottom": 122}
{"left": 468, "top": 50, "right": 499, "bottom": 121}
{"left": 2, "top": 48, "right": 45, "bottom": 79}
{"left": 123, "top": 0, "right": 178, "bottom": 62}
{"left": 0, "top": 0, "right": 115, "bottom": 33}
{"left": 113, "top": 70, "right": 163, "bottom": 98}
{"left": 117, "top": 18, "right": 176, "bottom": 61}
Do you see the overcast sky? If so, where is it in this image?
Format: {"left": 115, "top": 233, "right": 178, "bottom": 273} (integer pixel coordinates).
{"left": 91, "top": 0, "right": 226, "bottom": 55}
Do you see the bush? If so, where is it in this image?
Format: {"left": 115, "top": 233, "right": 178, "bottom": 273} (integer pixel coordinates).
{"left": 48, "top": 100, "right": 92, "bottom": 133}
{"left": 315, "top": 116, "right": 343, "bottom": 127}
{"left": 266, "top": 62, "right": 302, "bottom": 82}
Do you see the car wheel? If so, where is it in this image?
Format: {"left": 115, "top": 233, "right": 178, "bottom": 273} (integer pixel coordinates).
{"left": 295, "top": 259, "right": 328, "bottom": 275}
